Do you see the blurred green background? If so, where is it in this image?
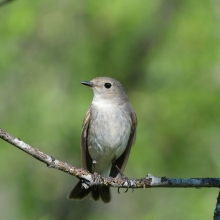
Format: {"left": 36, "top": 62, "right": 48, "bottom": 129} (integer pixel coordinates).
{"left": 0, "top": 0, "right": 220, "bottom": 219}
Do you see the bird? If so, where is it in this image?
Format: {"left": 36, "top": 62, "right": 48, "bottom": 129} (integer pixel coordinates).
{"left": 68, "top": 77, "right": 137, "bottom": 203}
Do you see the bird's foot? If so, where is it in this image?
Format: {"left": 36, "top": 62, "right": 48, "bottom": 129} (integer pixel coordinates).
{"left": 115, "top": 165, "right": 135, "bottom": 194}
{"left": 92, "top": 172, "right": 101, "bottom": 190}
{"left": 118, "top": 176, "right": 135, "bottom": 194}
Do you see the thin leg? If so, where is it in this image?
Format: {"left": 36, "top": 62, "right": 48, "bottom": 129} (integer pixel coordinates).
{"left": 115, "top": 165, "right": 133, "bottom": 194}
{"left": 92, "top": 160, "right": 99, "bottom": 190}
{"left": 115, "top": 165, "right": 124, "bottom": 176}
{"left": 92, "top": 160, "right": 97, "bottom": 173}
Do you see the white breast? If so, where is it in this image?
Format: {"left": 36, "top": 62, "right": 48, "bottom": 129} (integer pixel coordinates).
{"left": 87, "top": 100, "right": 131, "bottom": 173}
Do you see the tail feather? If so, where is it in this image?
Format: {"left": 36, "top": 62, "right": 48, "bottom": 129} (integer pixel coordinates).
{"left": 91, "top": 187, "right": 99, "bottom": 201}
{"left": 68, "top": 181, "right": 91, "bottom": 200}
{"left": 68, "top": 181, "right": 111, "bottom": 203}
{"left": 99, "top": 186, "right": 111, "bottom": 203}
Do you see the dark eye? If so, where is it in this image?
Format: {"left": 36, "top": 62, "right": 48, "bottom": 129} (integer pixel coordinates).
{"left": 104, "top": 83, "right": 112, "bottom": 89}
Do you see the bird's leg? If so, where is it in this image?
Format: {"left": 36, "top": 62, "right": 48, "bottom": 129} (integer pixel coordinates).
{"left": 92, "top": 160, "right": 100, "bottom": 190}
{"left": 115, "top": 165, "right": 128, "bottom": 193}
{"left": 114, "top": 165, "right": 134, "bottom": 194}
{"left": 115, "top": 165, "right": 125, "bottom": 177}
{"left": 92, "top": 160, "right": 97, "bottom": 173}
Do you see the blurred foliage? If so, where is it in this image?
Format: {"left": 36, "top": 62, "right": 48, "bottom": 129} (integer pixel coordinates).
{"left": 0, "top": 0, "right": 220, "bottom": 219}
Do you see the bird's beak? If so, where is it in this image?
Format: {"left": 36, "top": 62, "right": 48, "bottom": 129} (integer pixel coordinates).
{"left": 81, "top": 81, "right": 94, "bottom": 87}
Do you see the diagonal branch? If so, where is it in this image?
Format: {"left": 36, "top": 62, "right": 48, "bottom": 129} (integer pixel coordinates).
{"left": 1, "top": 127, "right": 220, "bottom": 219}
{"left": 1, "top": 127, "right": 220, "bottom": 190}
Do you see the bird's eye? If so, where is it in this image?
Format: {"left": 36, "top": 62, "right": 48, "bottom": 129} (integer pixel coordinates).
{"left": 104, "top": 83, "right": 112, "bottom": 89}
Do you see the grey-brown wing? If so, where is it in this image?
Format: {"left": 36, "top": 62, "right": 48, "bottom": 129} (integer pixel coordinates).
{"left": 80, "top": 107, "right": 93, "bottom": 171}
{"left": 110, "top": 109, "right": 137, "bottom": 177}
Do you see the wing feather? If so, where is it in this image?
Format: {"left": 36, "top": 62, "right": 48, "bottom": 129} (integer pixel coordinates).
{"left": 80, "top": 107, "right": 93, "bottom": 171}
{"left": 110, "top": 108, "right": 137, "bottom": 177}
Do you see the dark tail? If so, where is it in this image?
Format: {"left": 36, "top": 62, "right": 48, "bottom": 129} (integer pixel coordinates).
{"left": 68, "top": 181, "right": 111, "bottom": 203}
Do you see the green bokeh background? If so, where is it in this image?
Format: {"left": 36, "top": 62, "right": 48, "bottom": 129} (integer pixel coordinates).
{"left": 0, "top": 0, "right": 220, "bottom": 219}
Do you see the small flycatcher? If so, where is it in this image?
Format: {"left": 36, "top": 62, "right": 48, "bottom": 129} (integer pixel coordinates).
{"left": 68, "top": 77, "right": 137, "bottom": 203}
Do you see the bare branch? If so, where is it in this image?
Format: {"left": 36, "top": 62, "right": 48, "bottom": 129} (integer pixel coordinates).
{"left": 1, "top": 127, "right": 220, "bottom": 190}
{"left": 0, "top": 0, "right": 14, "bottom": 7}
{"left": 0, "top": 128, "right": 91, "bottom": 180}
{"left": 1, "top": 127, "right": 220, "bottom": 217}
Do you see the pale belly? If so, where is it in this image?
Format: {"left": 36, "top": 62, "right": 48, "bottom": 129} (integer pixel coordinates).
{"left": 87, "top": 106, "right": 131, "bottom": 175}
